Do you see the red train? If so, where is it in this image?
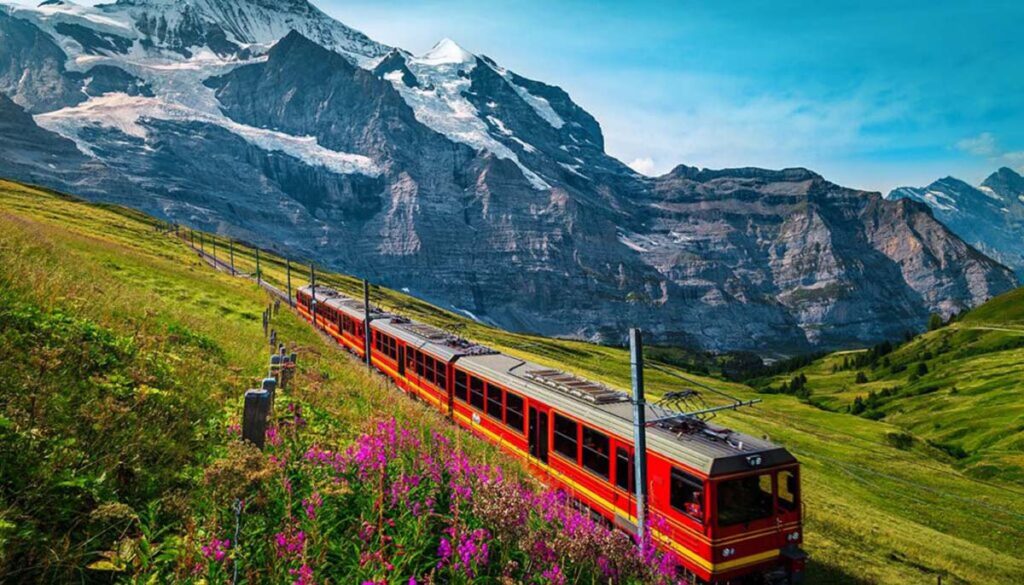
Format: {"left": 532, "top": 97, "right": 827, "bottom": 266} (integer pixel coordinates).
{"left": 296, "top": 286, "right": 805, "bottom": 584}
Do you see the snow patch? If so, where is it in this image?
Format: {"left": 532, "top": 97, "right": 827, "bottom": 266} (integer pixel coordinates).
{"left": 36, "top": 93, "right": 381, "bottom": 176}
{"left": 413, "top": 38, "right": 475, "bottom": 66}
{"left": 617, "top": 231, "right": 649, "bottom": 253}
{"left": 558, "top": 162, "right": 590, "bottom": 180}
{"left": 389, "top": 47, "right": 550, "bottom": 190}
{"left": 485, "top": 60, "right": 565, "bottom": 129}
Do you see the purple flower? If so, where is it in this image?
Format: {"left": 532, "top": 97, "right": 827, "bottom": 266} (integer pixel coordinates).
{"left": 201, "top": 538, "right": 230, "bottom": 563}
{"left": 290, "top": 564, "right": 315, "bottom": 585}
{"left": 303, "top": 491, "right": 323, "bottom": 519}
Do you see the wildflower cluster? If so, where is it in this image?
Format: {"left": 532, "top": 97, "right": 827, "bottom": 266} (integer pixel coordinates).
{"left": 187, "top": 405, "right": 688, "bottom": 584}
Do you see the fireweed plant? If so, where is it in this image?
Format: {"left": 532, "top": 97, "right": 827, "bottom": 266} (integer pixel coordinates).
{"left": 184, "top": 403, "right": 688, "bottom": 584}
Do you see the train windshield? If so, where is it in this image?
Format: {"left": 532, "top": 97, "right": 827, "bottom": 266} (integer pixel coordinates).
{"left": 717, "top": 473, "right": 774, "bottom": 527}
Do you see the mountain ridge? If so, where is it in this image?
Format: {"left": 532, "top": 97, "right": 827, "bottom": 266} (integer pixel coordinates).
{"left": 0, "top": 0, "right": 1017, "bottom": 353}
{"left": 887, "top": 167, "right": 1024, "bottom": 279}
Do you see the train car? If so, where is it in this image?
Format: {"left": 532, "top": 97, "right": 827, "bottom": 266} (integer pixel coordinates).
{"left": 295, "top": 286, "right": 805, "bottom": 584}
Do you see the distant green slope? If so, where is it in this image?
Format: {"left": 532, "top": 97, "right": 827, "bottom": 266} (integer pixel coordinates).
{"left": 2, "top": 179, "right": 1024, "bottom": 584}
{"left": 754, "top": 287, "right": 1024, "bottom": 484}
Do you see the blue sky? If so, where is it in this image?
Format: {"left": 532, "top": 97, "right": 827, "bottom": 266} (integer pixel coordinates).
{"left": 316, "top": 0, "right": 1024, "bottom": 193}
{"left": 23, "top": 0, "right": 1024, "bottom": 193}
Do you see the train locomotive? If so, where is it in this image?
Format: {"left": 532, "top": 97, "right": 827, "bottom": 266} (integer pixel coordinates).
{"left": 296, "top": 285, "right": 806, "bottom": 584}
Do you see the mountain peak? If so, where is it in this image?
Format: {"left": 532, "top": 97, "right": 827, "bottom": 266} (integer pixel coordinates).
{"left": 416, "top": 37, "right": 475, "bottom": 65}
{"left": 982, "top": 166, "right": 1024, "bottom": 199}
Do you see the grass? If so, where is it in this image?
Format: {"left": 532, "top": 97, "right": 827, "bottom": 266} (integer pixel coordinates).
{"left": 753, "top": 288, "right": 1024, "bottom": 486}
{"left": 1, "top": 179, "right": 1023, "bottom": 584}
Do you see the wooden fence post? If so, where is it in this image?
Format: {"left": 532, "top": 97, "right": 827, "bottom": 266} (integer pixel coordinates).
{"left": 242, "top": 390, "right": 270, "bottom": 449}
{"left": 261, "top": 377, "right": 277, "bottom": 412}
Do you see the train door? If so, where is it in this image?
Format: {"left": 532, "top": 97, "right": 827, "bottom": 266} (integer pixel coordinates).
{"left": 529, "top": 407, "right": 549, "bottom": 463}
{"left": 398, "top": 346, "right": 406, "bottom": 377}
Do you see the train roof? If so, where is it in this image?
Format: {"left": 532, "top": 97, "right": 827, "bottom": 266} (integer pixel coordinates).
{"left": 456, "top": 353, "right": 794, "bottom": 476}
{"left": 300, "top": 285, "right": 387, "bottom": 322}
{"left": 302, "top": 285, "right": 795, "bottom": 476}
{"left": 374, "top": 317, "right": 497, "bottom": 362}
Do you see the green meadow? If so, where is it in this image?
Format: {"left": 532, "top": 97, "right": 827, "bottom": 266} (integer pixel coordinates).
{"left": 1, "top": 180, "right": 1023, "bottom": 584}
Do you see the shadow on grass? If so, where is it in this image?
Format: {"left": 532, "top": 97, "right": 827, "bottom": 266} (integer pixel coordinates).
{"left": 805, "top": 559, "right": 874, "bottom": 585}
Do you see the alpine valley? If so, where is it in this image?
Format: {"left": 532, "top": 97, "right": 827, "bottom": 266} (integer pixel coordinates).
{"left": 0, "top": 0, "right": 1018, "bottom": 353}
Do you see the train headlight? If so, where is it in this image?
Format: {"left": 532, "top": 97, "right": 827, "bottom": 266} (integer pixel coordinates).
{"left": 787, "top": 531, "right": 800, "bottom": 542}
{"left": 722, "top": 547, "right": 736, "bottom": 558}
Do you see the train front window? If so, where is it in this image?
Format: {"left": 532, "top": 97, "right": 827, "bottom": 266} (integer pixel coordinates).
{"left": 717, "top": 473, "right": 774, "bottom": 527}
{"left": 778, "top": 470, "right": 798, "bottom": 512}
{"left": 670, "top": 468, "right": 704, "bottom": 522}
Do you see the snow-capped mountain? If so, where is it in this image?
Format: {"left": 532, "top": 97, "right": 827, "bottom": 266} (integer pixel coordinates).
{"left": 0, "top": 0, "right": 1017, "bottom": 352}
{"left": 887, "top": 169, "right": 1024, "bottom": 278}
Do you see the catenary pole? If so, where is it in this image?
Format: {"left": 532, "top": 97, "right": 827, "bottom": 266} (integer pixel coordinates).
{"left": 310, "top": 264, "right": 317, "bottom": 328}
{"left": 630, "top": 328, "right": 649, "bottom": 548}
{"left": 286, "top": 259, "right": 293, "bottom": 307}
{"left": 363, "top": 279, "right": 372, "bottom": 368}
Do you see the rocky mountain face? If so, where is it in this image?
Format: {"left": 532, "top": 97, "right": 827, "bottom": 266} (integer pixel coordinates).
{"left": 888, "top": 169, "right": 1024, "bottom": 279}
{"left": 0, "top": 0, "right": 1017, "bottom": 354}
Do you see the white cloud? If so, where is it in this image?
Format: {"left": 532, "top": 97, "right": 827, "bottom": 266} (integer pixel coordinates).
{"left": 956, "top": 132, "right": 999, "bottom": 157}
{"left": 954, "top": 132, "right": 1024, "bottom": 174}
{"left": 1003, "top": 151, "right": 1024, "bottom": 173}
{"left": 628, "top": 157, "right": 656, "bottom": 176}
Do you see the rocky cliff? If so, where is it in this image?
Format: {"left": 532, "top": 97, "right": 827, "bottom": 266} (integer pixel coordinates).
{"left": 0, "top": 0, "right": 1016, "bottom": 353}
{"left": 888, "top": 169, "right": 1024, "bottom": 279}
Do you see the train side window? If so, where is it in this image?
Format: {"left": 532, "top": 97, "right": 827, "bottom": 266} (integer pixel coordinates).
{"left": 425, "top": 357, "right": 436, "bottom": 384}
{"left": 670, "top": 468, "right": 704, "bottom": 522}
{"left": 469, "top": 377, "right": 485, "bottom": 410}
{"left": 436, "top": 362, "right": 448, "bottom": 389}
{"left": 615, "top": 447, "right": 634, "bottom": 491}
{"left": 778, "top": 470, "right": 797, "bottom": 512}
{"left": 553, "top": 414, "right": 579, "bottom": 462}
{"left": 407, "top": 348, "right": 417, "bottom": 370}
{"left": 486, "top": 384, "right": 504, "bottom": 421}
{"left": 454, "top": 370, "right": 468, "bottom": 402}
{"left": 581, "top": 427, "right": 610, "bottom": 479}
{"left": 505, "top": 392, "right": 524, "bottom": 433}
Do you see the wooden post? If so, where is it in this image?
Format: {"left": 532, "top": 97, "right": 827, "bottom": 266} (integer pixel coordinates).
{"left": 212, "top": 236, "right": 217, "bottom": 266}
{"left": 363, "top": 279, "right": 372, "bottom": 368}
{"left": 630, "top": 328, "right": 649, "bottom": 548}
{"left": 242, "top": 390, "right": 270, "bottom": 449}
{"left": 286, "top": 259, "right": 293, "bottom": 307}
{"left": 190, "top": 229, "right": 195, "bottom": 248}
{"left": 200, "top": 232, "right": 205, "bottom": 255}
{"left": 262, "top": 377, "right": 277, "bottom": 412}
{"left": 255, "top": 248, "right": 262, "bottom": 286}
{"left": 229, "top": 240, "right": 235, "bottom": 275}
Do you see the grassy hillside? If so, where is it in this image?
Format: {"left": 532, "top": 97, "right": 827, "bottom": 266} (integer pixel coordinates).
{"left": 753, "top": 287, "right": 1024, "bottom": 484}
{"left": 1, "top": 180, "right": 1023, "bottom": 584}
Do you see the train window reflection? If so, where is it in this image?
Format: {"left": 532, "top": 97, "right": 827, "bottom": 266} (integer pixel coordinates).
{"left": 778, "top": 470, "right": 798, "bottom": 512}
{"left": 717, "top": 473, "right": 774, "bottom": 527}
{"left": 670, "top": 468, "right": 704, "bottom": 522}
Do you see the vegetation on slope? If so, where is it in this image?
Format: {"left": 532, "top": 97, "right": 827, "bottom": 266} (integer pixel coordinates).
{"left": 1, "top": 179, "right": 1023, "bottom": 584}
{"left": 751, "top": 288, "right": 1024, "bottom": 484}
{"left": 0, "top": 181, "right": 678, "bottom": 583}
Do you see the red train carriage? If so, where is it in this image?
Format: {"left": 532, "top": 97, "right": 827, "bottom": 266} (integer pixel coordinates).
{"left": 296, "top": 286, "right": 805, "bottom": 584}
